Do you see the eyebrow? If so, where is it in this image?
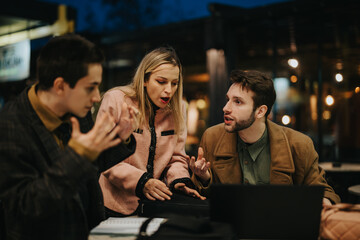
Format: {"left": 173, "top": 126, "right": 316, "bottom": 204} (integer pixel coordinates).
{"left": 155, "top": 76, "right": 179, "bottom": 82}
{"left": 155, "top": 76, "right": 167, "bottom": 80}
{"left": 227, "top": 95, "right": 245, "bottom": 102}
{"left": 89, "top": 81, "right": 100, "bottom": 86}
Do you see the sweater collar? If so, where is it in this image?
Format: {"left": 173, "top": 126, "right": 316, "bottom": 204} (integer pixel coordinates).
{"left": 28, "top": 84, "right": 70, "bottom": 132}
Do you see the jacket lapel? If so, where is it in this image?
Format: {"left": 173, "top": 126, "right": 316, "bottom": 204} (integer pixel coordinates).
{"left": 212, "top": 126, "right": 242, "bottom": 183}
{"left": 267, "top": 120, "right": 295, "bottom": 184}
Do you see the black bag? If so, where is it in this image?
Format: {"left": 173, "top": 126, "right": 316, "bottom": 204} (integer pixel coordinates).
{"left": 138, "top": 193, "right": 209, "bottom": 218}
{"left": 137, "top": 215, "right": 237, "bottom": 240}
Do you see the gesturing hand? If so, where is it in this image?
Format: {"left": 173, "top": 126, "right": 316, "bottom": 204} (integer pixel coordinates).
{"left": 115, "top": 102, "right": 140, "bottom": 141}
{"left": 143, "top": 179, "right": 172, "bottom": 201}
{"left": 174, "top": 183, "right": 206, "bottom": 200}
{"left": 70, "top": 112, "right": 122, "bottom": 153}
{"left": 322, "top": 198, "right": 332, "bottom": 207}
{"left": 188, "top": 147, "right": 211, "bottom": 183}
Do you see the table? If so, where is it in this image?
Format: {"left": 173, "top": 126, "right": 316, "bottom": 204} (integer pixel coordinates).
{"left": 348, "top": 184, "right": 360, "bottom": 196}
{"left": 348, "top": 184, "right": 360, "bottom": 203}
{"left": 319, "top": 162, "right": 360, "bottom": 172}
{"left": 319, "top": 162, "right": 360, "bottom": 203}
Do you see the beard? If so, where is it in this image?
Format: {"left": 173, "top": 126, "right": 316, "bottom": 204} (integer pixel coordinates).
{"left": 224, "top": 110, "right": 256, "bottom": 133}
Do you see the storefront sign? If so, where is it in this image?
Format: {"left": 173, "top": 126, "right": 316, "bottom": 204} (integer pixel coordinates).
{"left": 0, "top": 40, "right": 30, "bottom": 82}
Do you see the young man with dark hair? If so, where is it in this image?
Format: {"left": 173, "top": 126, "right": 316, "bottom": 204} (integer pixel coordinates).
{"left": 0, "top": 34, "right": 138, "bottom": 239}
{"left": 189, "top": 69, "right": 340, "bottom": 205}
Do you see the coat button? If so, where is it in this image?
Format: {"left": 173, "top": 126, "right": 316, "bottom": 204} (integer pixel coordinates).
{"left": 147, "top": 165, "right": 153, "bottom": 171}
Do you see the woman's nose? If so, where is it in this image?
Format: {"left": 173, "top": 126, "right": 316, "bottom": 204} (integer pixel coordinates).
{"left": 164, "top": 82, "right": 172, "bottom": 93}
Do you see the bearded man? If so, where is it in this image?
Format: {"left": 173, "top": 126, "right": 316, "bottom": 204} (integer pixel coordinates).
{"left": 188, "top": 69, "right": 340, "bottom": 205}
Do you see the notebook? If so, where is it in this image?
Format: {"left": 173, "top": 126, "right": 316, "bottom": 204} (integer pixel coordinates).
{"left": 90, "top": 217, "right": 165, "bottom": 235}
{"left": 210, "top": 184, "right": 324, "bottom": 240}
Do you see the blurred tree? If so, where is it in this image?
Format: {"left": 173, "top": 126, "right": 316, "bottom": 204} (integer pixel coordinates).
{"left": 82, "top": 0, "right": 161, "bottom": 33}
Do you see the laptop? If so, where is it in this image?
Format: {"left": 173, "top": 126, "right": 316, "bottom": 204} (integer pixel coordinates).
{"left": 210, "top": 184, "right": 324, "bottom": 240}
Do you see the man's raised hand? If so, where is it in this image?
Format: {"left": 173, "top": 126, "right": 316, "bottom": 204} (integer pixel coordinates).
{"left": 70, "top": 112, "right": 122, "bottom": 153}
{"left": 188, "top": 147, "right": 211, "bottom": 183}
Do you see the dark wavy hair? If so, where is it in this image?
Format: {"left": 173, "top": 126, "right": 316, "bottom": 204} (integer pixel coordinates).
{"left": 37, "top": 33, "right": 104, "bottom": 90}
{"left": 229, "top": 70, "right": 276, "bottom": 117}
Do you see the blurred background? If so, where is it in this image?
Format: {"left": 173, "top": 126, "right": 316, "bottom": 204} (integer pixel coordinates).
{"left": 1, "top": 0, "right": 360, "bottom": 201}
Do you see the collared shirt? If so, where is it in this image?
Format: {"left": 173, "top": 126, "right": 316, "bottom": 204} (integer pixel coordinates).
{"left": 237, "top": 127, "right": 271, "bottom": 185}
{"left": 28, "top": 84, "right": 98, "bottom": 161}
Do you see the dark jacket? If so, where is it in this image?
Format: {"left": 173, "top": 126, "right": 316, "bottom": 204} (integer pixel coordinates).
{"left": 0, "top": 87, "right": 135, "bottom": 240}
{"left": 192, "top": 121, "right": 340, "bottom": 204}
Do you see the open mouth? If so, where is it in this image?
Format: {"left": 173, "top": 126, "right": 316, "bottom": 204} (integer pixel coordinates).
{"left": 224, "top": 115, "right": 233, "bottom": 124}
{"left": 160, "top": 97, "right": 170, "bottom": 104}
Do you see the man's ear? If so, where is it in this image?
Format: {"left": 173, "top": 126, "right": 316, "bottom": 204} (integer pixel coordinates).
{"left": 256, "top": 105, "right": 268, "bottom": 119}
{"left": 53, "top": 77, "right": 67, "bottom": 95}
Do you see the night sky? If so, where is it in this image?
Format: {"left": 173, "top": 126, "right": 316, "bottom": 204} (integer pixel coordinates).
{"left": 39, "top": 0, "right": 290, "bottom": 33}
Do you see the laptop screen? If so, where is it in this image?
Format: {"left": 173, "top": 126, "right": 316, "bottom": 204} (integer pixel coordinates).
{"left": 210, "top": 184, "right": 324, "bottom": 240}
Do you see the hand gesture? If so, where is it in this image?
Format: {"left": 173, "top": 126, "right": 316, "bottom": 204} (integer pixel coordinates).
{"left": 143, "top": 179, "right": 172, "bottom": 201}
{"left": 174, "top": 183, "right": 206, "bottom": 200}
{"left": 115, "top": 102, "right": 140, "bottom": 141}
{"left": 188, "top": 147, "right": 211, "bottom": 183}
{"left": 70, "top": 112, "right": 122, "bottom": 153}
{"left": 322, "top": 198, "right": 332, "bottom": 207}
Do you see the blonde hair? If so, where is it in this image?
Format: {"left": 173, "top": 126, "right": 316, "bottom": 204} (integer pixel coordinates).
{"left": 120, "top": 47, "right": 184, "bottom": 133}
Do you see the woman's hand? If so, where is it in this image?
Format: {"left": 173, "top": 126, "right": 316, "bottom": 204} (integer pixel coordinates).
{"left": 143, "top": 179, "right": 172, "bottom": 201}
{"left": 174, "top": 183, "right": 206, "bottom": 200}
{"left": 322, "top": 198, "right": 332, "bottom": 206}
{"left": 115, "top": 103, "right": 140, "bottom": 142}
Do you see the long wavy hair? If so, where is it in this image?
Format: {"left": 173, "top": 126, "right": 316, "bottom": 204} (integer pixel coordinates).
{"left": 118, "top": 46, "right": 184, "bottom": 133}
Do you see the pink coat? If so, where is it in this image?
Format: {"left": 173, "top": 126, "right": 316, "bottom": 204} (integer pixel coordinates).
{"left": 97, "top": 87, "right": 190, "bottom": 215}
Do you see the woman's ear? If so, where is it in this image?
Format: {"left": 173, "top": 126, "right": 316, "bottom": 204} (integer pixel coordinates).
{"left": 256, "top": 105, "right": 268, "bottom": 119}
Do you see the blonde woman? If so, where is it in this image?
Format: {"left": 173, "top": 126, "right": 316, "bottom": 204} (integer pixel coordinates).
{"left": 97, "top": 47, "right": 203, "bottom": 216}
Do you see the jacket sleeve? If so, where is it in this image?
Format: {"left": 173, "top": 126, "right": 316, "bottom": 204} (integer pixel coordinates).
{"left": 299, "top": 138, "right": 341, "bottom": 203}
{"left": 96, "top": 90, "right": 137, "bottom": 171}
{"left": 102, "top": 161, "right": 148, "bottom": 195}
{"left": 97, "top": 134, "right": 136, "bottom": 173}
{"left": 164, "top": 102, "right": 191, "bottom": 188}
{"left": 96, "top": 90, "right": 144, "bottom": 195}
